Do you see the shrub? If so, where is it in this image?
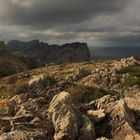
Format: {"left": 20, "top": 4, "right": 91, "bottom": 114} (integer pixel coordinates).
{"left": 66, "top": 85, "right": 108, "bottom": 103}
{"left": 123, "top": 77, "right": 140, "bottom": 87}
{"left": 41, "top": 75, "right": 56, "bottom": 87}
{"left": 0, "top": 69, "right": 16, "bottom": 78}
{"left": 118, "top": 67, "right": 136, "bottom": 74}
{"left": 14, "top": 82, "right": 29, "bottom": 95}
{"left": 118, "top": 66, "right": 140, "bottom": 87}
{"left": 118, "top": 66, "right": 140, "bottom": 77}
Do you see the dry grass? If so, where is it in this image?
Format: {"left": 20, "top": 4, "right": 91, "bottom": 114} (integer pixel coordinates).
{"left": 0, "top": 60, "right": 114, "bottom": 98}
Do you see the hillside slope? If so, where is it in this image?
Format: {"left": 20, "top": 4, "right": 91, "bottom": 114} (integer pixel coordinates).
{"left": 0, "top": 56, "right": 139, "bottom": 139}
{"left": 0, "top": 41, "right": 42, "bottom": 78}
{"left": 7, "top": 40, "right": 90, "bottom": 64}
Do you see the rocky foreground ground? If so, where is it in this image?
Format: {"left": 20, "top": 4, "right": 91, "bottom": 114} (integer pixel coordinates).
{"left": 0, "top": 56, "right": 140, "bottom": 140}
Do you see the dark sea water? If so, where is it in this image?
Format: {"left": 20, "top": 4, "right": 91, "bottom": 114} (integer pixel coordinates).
{"left": 89, "top": 46, "right": 140, "bottom": 60}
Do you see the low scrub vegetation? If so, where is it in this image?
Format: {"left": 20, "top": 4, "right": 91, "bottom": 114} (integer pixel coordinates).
{"left": 119, "top": 66, "right": 140, "bottom": 87}
{"left": 66, "top": 85, "right": 108, "bottom": 103}
{"left": 0, "top": 68, "right": 16, "bottom": 78}
{"left": 14, "top": 82, "right": 29, "bottom": 95}
{"left": 123, "top": 77, "right": 140, "bottom": 87}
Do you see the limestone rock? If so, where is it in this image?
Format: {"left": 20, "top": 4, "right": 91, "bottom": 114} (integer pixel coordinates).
{"left": 28, "top": 74, "right": 44, "bottom": 86}
{"left": 87, "top": 109, "right": 106, "bottom": 123}
{"left": 88, "top": 95, "right": 118, "bottom": 110}
{"left": 48, "top": 91, "right": 79, "bottom": 140}
{"left": 125, "top": 97, "right": 140, "bottom": 114}
{"left": 48, "top": 91, "right": 95, "bottom": 140}
{"left": 104, "top": 100, "right": 140, "bottom": 139}
{"left": 124, "top": 134, "right": 140, "bottom": 140}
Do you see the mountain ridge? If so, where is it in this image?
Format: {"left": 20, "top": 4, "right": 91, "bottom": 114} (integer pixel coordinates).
{"left": 7, "top": 40, "right": 90, "bottom": 64}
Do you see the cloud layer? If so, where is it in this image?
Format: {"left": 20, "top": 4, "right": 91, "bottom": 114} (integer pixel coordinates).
{"left": 0, "top": 0, "right": 140, "bottom": 46}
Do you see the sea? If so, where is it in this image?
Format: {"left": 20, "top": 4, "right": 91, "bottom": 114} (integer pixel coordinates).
{"left": 89, "top": 46, "right": 140, "bottom": 60}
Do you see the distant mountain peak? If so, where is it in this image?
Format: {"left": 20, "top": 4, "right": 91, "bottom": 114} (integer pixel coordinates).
{"left": 6, "top": 40, "right": 90, "bottom": 64}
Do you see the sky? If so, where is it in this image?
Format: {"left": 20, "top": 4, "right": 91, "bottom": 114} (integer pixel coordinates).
{"left": 0, "top": 0, "right": 140, "bottom": 46}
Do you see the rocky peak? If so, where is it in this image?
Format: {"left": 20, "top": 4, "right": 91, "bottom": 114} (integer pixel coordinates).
{"left": 6, "top": 40, "right": 90, "bottom": 64}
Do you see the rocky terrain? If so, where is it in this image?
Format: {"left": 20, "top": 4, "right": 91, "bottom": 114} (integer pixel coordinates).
{"left": 6, "top": 40, "right": 90, "bottom": 64}
{"left": 0, "top": 56, "right": 140, "bottom": 139}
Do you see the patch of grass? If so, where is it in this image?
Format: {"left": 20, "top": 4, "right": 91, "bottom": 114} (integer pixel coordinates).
{"left": 118, "top": 66, "right": 140, "bottom": 87}
{"left": 118, "top": 67, "right": 136, "bottom": 74}
{"left": 0, "top": 68, "right": 16, "bottom": 78}
{"left": 66, "top": 85, "right": 108, "bottom": 103}
{"left": 118, "top": 66, "right": 140, "bottom": 77}
{"left": 123, "top": 77, "right": 140, "bottom": 87}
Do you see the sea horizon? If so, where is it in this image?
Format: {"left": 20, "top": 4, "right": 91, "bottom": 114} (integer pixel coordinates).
{"left": 89, "top": 46, "right": 140, "bottom": 60}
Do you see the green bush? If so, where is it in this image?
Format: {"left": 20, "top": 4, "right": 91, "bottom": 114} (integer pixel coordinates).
{"left": 66, "top": 85, "right": 108, "bottom": 103}
{"left": 123, "top": 77, "right": 140, "bottom": 87}
{"left": 0, "top": 69, "right": 16, "bottom": 78}
{"left": 118, "top": 67, "right": 135, "bottom": 74}
{"left": 118, "top": 66, "right": 140, "bottom": 77}
{"left": 118, "top": 66, "right": 140, "bottom": 87}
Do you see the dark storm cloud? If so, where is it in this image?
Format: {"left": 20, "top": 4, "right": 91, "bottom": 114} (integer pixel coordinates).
{"left": 0, "top": 0, "right": 131, "bottom": 27}
{"left": 0, "top": 0, "right": 140, "bottom": 46}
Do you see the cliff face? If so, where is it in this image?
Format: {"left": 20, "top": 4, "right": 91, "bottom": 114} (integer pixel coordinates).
{"left": 7, "top": 40, "right": 90, "bottom": 64}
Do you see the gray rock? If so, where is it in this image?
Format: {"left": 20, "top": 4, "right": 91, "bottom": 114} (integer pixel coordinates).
{"left": 125, "top": 97, "right": 140, "bottom": 114}
{"left": 48, "top": 91, "right": 79, "bottom": 140}
{"left": 87, "top": 95, "right": 118, "bottom": 110}
{"left": 87, "top": 109, "right": 106, "bottom": 123}
{"left": 48, "top": 91, "right": 95, "bottom": 140}
{"left": 104, "top": 100, "right": 140, "bottom": 139}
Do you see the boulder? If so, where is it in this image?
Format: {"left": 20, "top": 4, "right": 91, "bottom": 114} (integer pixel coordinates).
{"left": 125, "top": 97, "right": 140, "bottom": 114}
{"left": 48, "top": 91, "right": 79, "bottom": 140}
{"left": 88, "top": 95, "right": 118, "bottom": 110}
{"left": 28, "top": 74, "right": 44, "bottom": 86}
{"left": 48, "top": 91, "right": 95, "bottom": 140}
{"left": 87, "top": 109, "right": 106, "bottom": 123}
{"left": 104, "top": 100, "right": 140, "bottom": 139}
